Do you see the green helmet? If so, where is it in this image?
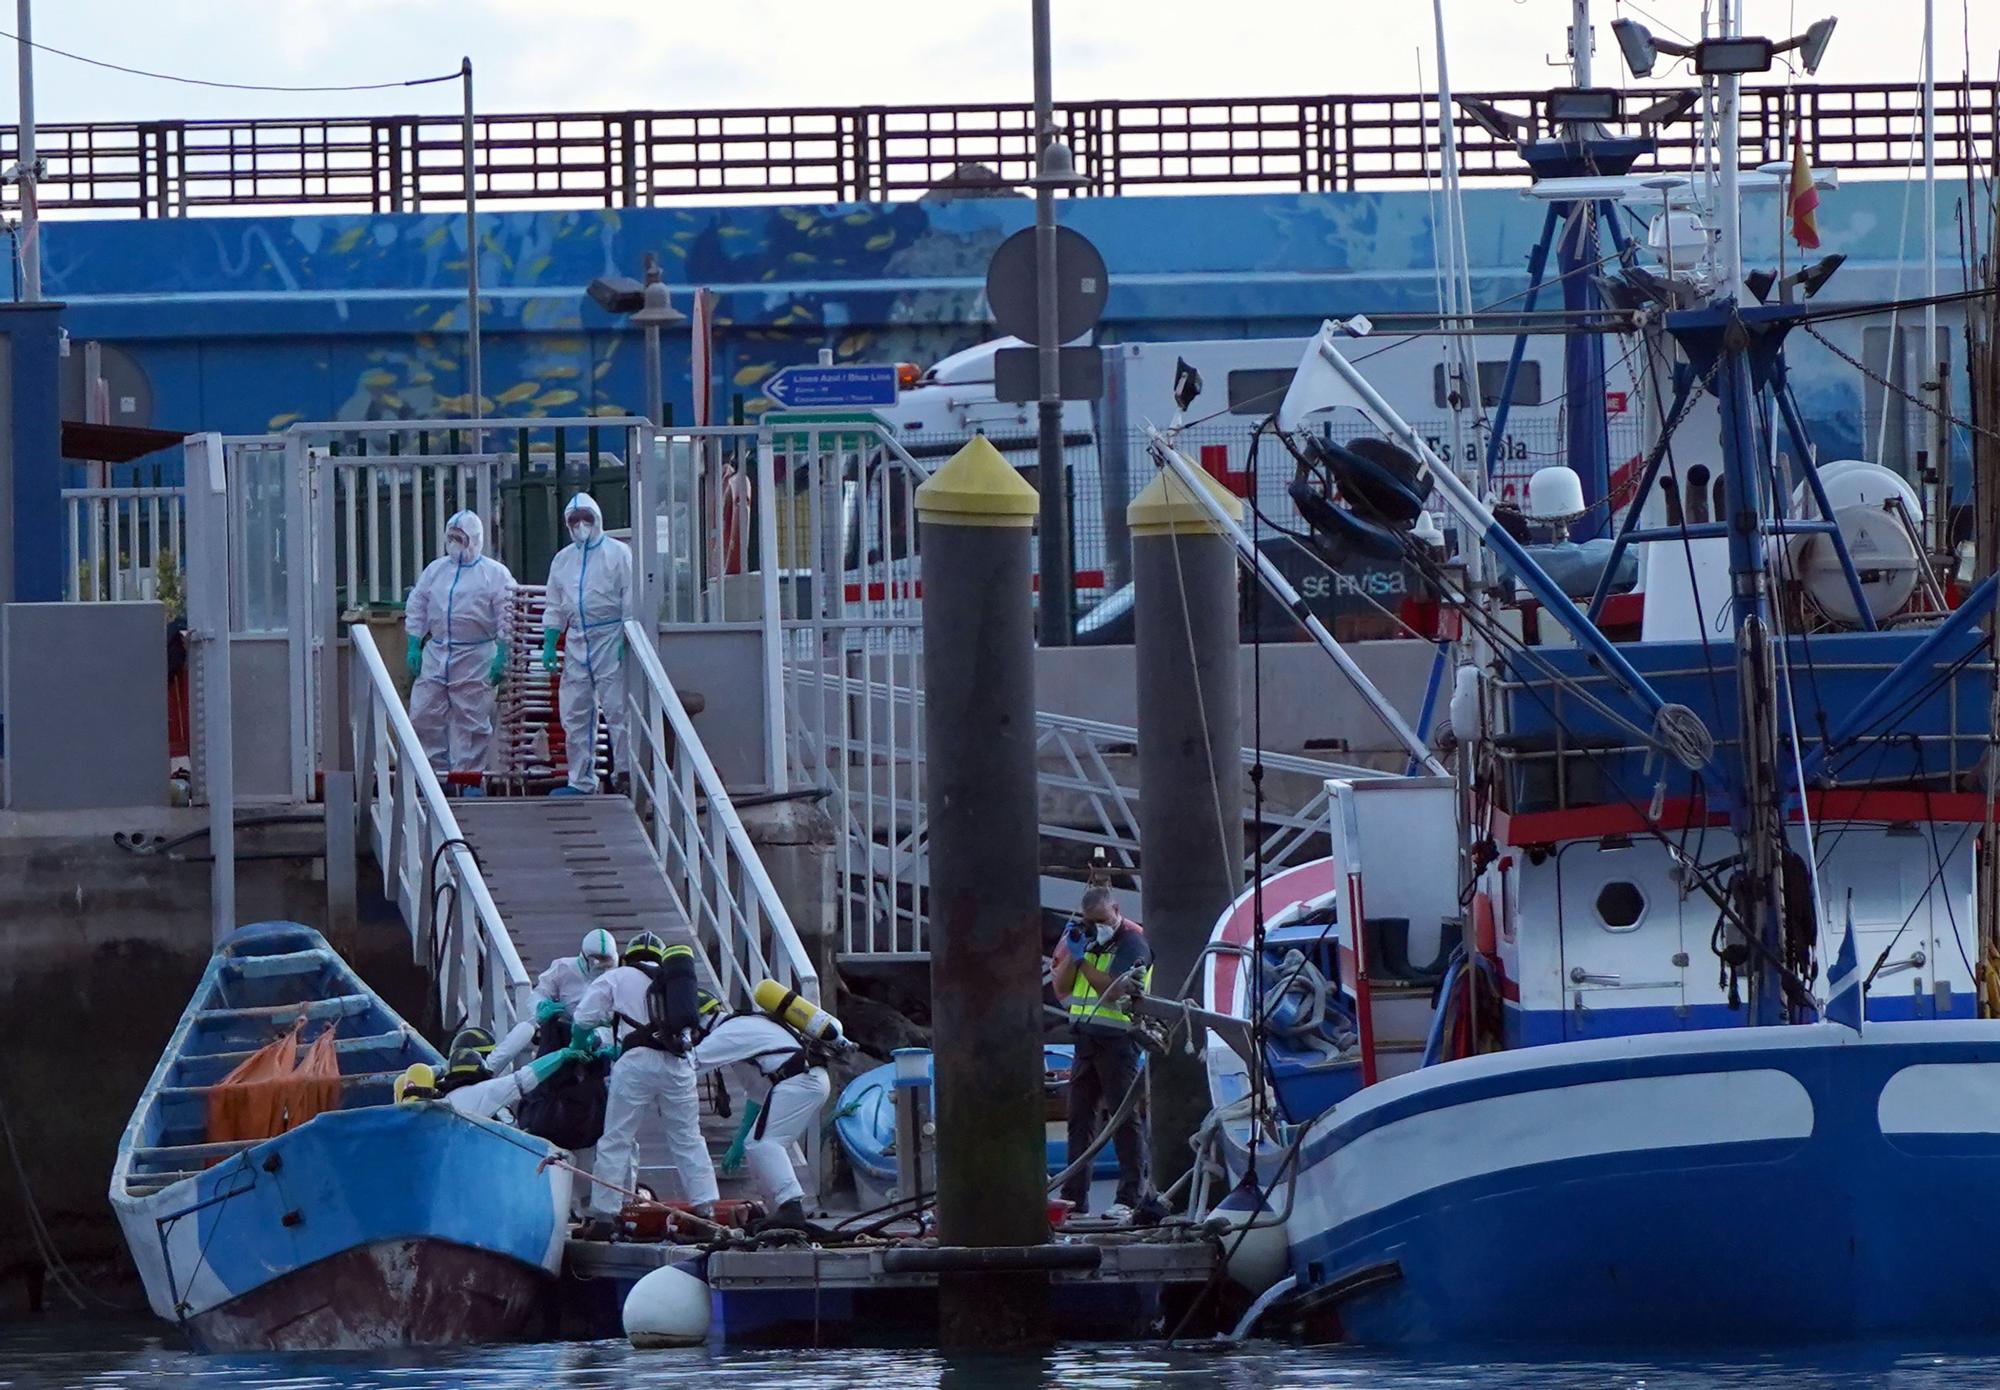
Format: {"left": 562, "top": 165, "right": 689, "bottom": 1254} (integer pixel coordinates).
{"left": 450, "top": 1025, "right": 496, "bottom": 1057}
{"left": 623, "top": 930, "right": 668, "bottom": 965}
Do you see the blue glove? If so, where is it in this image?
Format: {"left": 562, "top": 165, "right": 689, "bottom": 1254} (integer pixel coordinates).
{"left": 487, "top": 641, "right": 509, "bottom": 687}
{"left": 1062, "top": 923, "right": 1088, "bottom": 956}
{"left": 541, "top": 629, "right": 559, "bottom": 673}
{"left": 406, "top": 635, "right": 424, "bottom": 672}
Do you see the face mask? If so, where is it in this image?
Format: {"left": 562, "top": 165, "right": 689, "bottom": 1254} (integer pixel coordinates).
{"left": 446, "top": 537, "right": 468, "bottom": 561}
{"left": 570, "top": 521, "right": 596, "bottom": 545}
{"left": 1093, "top": 919, "right": 1118, "bottom": 946}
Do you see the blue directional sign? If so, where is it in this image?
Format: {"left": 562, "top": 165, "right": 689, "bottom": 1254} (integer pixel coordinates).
{"left": 763, "top": 363, "right": 900, "bottom": 409}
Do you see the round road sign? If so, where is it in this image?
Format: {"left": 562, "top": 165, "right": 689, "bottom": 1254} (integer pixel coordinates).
{"left": 984, "top": 225, "right": 1109, "bottom": 345}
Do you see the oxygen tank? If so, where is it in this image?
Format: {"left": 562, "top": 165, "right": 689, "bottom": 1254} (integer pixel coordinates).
{"left": 751, "top": 979, "right": 846, "bottom": 1044}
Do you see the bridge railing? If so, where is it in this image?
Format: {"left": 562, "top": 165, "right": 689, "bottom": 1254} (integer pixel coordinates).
{"left": 623, "top": 618, "right": 821, "bottom": 1008}
{"left": 347, "top": 621, "right": 533, "bottom": 1033}
{"left": 8, "top": 81, "right": 1992, "bottom": 217}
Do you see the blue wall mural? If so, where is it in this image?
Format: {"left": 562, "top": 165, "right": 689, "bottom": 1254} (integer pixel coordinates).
{"left": 39, "top": 177, "right": 1974, "bottom": 488}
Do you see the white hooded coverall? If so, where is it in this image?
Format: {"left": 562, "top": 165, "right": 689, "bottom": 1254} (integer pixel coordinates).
{"left": 488, "top": 953, "right": 606, "bottom": 1074}
{"left": 405, "top": 511, "right": 515, "bottom": 775}
{"left": 691, "top": 1013, "right": 829, "bottom": 1209}
{"left": 574, "top": 964, "right": 718, "bottom": 1216}
{"left": 543, "top": 493, "right": 633, "bottom": 793}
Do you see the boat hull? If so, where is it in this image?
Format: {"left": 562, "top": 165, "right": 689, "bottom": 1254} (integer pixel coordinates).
{"left": 117, "top": 1104, "right": 569, "bottom": 1349}
{"left": 187, "top": 1238, "right": 548, "bottom": 1351}
{"left": 1286, "top": 1021, "right": 2000, "bottom": 1345}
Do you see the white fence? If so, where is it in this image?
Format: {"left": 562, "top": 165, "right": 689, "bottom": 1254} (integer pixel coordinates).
{"left": 63, "top": 486, "right": 187, "bottom": 602}
{"left": 348, "top": 621, "right": 533, "bottom": 1032}
{"left": 624, "top": 618, "right": 820, "bottom": 1008}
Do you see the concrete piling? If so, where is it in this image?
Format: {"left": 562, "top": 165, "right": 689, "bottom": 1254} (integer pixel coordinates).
{"left": 916, "top": 435, "right": 1052, "bottom": 1348}
{"left": 1129, "top": 466, "right": 1245, "bottom": 1202}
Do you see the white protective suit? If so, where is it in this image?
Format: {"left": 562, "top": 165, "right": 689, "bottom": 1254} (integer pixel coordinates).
{"left": 691, "top": 1013, "right": 829, "bottom": 1209}
{"left": 441, "top": 1058, "right": 552, "bottom": 1123}
{"left": 575, "top": 963, "right": 718, "bottom": 1215}
{"left": 405, "top": 511, "right": 516, "bottom": 776}
{"left": 488, "top": 952, "right": 610, "bottom": 1074}
{"left": 543, "top": 494, "right": 633, "bottom": 793}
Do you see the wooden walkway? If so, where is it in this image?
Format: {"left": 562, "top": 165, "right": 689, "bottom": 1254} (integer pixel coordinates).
{"left": 452, "top": 795, "right": 695, "bottom": 979}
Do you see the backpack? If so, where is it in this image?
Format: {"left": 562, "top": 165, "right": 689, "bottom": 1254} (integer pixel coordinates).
{"left": 513, "top": 1054, "right": 610, "bottom": 1152}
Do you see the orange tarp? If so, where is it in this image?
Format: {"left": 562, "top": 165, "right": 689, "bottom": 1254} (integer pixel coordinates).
{"left": 205, "top": 1023, "right": 341, "bottom": 1156}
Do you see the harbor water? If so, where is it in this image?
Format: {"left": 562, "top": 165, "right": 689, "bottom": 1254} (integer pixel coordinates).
{"left": 4, "top": 1321, "right": 2000, "bottom": 1390}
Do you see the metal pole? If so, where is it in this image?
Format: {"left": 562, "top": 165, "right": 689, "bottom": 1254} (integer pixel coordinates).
{"left": 16, "top": 0, "right": 38, "bottom": 302}
{"left": 644, "top": 325, "right": 663, "bottom": 429}
{"left": 1713, "top": 0, "right": 1744, "bottom": 298}
{"left": 1921, "top": 0, "right": 1946, "bottom": 550}
{"left": 461, "top": 58, "right": 483, "bottom": 437}
{"left": 1031, "top": 0, "right": 1074, "bottom": 646}
{"left": 918, "top": 436, "right": 1051, "bottom": 1349}
{"left": 1571, "top": 0, "right": 1593, "bottom": 85}
{"left": 1131, "top": 466, "right": 1243, "bottom": 1203}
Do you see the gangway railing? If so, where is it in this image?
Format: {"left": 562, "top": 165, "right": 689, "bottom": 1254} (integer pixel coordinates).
{"left": 62, "top": 485, "right": 187, "bottom": 602}
{"left": 794, "top": 667, "right": 1389, "bottom": 958}
{"left": 624, "top": 618, "right": 821, "bottom": 1008}
{"left": 347, "top": 622, "right": 533, "bottom": 1033}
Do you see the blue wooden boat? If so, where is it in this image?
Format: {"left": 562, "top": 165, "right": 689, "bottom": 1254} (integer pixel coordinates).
{"left": 110, "top": 922, "right": 571, "bottom": 1350}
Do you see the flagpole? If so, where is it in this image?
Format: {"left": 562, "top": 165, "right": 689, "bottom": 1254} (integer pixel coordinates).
{"left": 1921, "top": 0, "right": 1944, "bottom": 552}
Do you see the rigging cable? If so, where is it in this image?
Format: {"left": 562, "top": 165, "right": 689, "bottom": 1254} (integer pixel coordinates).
{"left": 0, "top": 28, "right": 461, "bottom": 92}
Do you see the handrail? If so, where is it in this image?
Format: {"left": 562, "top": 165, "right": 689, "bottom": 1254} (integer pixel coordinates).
{"left": 622, "top": 618, "right": 820, "bottom": 1006}
{"left": 346, "top": 622, "right": 533, "bottom": 1032}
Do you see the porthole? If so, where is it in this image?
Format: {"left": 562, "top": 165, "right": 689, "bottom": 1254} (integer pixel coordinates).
{"left": 1595, "top": 881, "right": 1646, "bottom": 931}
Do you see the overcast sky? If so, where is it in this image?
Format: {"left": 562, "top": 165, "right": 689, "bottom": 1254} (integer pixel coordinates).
{"left": 9, "top": 1, "right": 1994, "bottom": 125}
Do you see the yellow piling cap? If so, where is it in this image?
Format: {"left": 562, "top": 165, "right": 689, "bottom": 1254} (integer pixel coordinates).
{"left": 1126, "top": 464, "right": 1245, "bottom": 537}
{"left": 914, "top": 434, "right": 1040, "bottom": 527}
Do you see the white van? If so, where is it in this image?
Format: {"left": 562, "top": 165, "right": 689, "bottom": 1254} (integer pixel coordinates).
{"left": 887, "top": 333, "right": 1643, "bottom": 606}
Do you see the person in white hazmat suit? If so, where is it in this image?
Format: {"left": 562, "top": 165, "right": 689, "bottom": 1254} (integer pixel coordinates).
{"left": 690, "top": 1000, "right": 832, "bottom": 1220}
{"left": 541, "top": 494, "right": 632, "bottom": 794}
{"left": 435, "top": 1042, "right": 591, "bottom": 1123}
{"left": 487, "top": 928, "right": 619, "bottom": 1074}
{"left": 572, "top": 932, "right": 718, "bottom": 1230}
{"left": 405, "top": 510, "right": 515, "bottom": 777}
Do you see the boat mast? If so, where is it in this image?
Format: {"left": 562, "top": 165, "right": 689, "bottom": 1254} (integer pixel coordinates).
{"left": 1430, "top": 0, "right": 1484, "bottom": 499}
{"left": 1709, "top": 0, "right": 1792, "bottom": 1025}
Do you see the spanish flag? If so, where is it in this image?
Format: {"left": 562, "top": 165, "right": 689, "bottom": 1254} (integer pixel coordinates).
{"left": 1789, "top": 135, "right": 1820, "bottom": 251}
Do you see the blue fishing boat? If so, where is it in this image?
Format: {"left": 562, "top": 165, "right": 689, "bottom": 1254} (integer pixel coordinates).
{"left": 110, "top": 922, "right": 571, "bottom": 1350}
{"left": 1180, "top": 0, "right": 2000, "bottom": 1346}
{"left": 835, "top": 1044, "right": 1127, "bottom": 1211}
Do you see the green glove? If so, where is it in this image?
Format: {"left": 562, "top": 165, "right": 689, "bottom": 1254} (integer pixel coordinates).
{"left": 569, "top": 1022, "right": 601, "bottom": 1055}
{"left": 541, "top": 629, "right": 559, "bottom": 673}
{"left": 525, "top": 1047, "right": 582, "bottom": 1084}
{"left": 721, "top": 1099, "right": 760, "bottom": 1173}
{"left": 406, "top": 634, "right": 425, "bottom": 671}
{"left": 487, "top": 641, "right": 509, "bottom": 687}
{"left": 534, "top": 997, "right": 567, "bottom": 1025}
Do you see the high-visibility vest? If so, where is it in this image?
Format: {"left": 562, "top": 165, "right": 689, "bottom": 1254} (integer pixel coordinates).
{"left": 1067, "top": 939, "right": 1152, "bottom": 1030}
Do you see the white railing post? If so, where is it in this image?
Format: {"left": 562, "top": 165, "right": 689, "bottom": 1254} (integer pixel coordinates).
{"left": 348, "top": 621, "right": 531, "bottom": 1031}
{"left": 621, "top": 618, "right": 818, "bottom": 1005}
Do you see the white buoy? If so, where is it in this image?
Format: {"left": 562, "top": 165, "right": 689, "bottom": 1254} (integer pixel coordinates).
{"left": 1208, "top": 1181, "right": 1290, "bottom": 1296}
{"left": 623, "top": 1261, "right": 711, "bottom": 1349}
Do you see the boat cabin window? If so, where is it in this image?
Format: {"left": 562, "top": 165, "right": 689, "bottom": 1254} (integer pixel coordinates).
{"left": 1433, "top": 361, "right": 1542, "bottom": 410}
{"left": 1594, "top": 881, "right": 1646, "bottom": 931}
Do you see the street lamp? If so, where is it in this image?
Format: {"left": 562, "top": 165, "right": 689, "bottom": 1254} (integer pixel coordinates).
{"left": 587, "top": 252, "right": 686, "bottom": 427}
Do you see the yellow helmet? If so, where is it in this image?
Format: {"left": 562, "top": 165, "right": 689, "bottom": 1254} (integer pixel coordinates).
{"left": 393, "top": 1063, "right": 438, "bottom": 1105}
